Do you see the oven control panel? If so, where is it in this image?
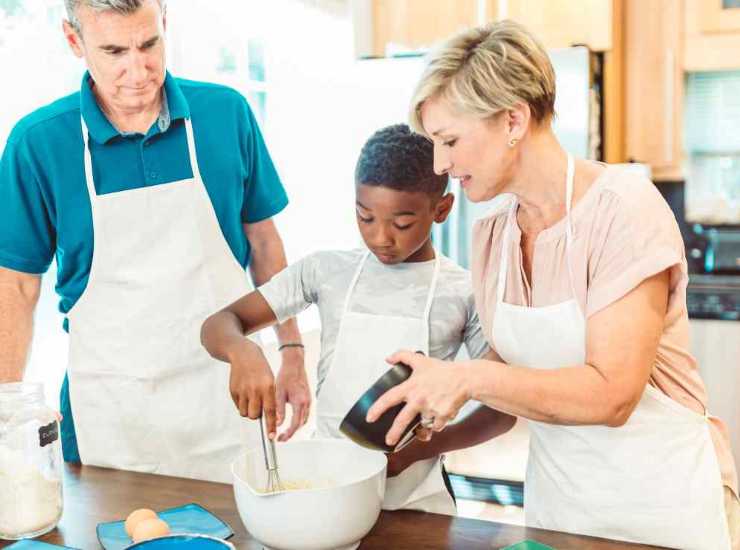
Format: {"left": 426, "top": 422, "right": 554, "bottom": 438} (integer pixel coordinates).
{"left": 687, "top": 275, "right": 740, "bottom": 321}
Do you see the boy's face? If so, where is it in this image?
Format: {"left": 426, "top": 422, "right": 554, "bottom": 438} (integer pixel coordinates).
{"left": 355, "top": 183, "right": 453, "bottom": 265}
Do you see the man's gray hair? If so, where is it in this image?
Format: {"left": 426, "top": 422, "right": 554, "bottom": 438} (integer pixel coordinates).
{"left": 65, "top": 0, "right": 166, "bottom": 33}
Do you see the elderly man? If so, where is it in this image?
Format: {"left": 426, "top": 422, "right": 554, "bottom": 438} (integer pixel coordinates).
{"left": 0, "top": 0, "right": 310, "bottom": 482}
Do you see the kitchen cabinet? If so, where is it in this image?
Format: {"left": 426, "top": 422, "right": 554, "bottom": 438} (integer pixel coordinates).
{"left": 624, "top": 0, "right": 684, "bottom": 181}
{"left": 690, "top": 319, "right": 740, "bottom": 477}
{"left": 364, "top": 0, "right": 480, "bottom": 57}
{"left": 503, "top": 0, "right": 614, "bottom": 51}
{"left": 360, "top": 0, "right": 626, "bottom": 164}
{"left": 685, "top": 0, "right": 740, "bottom": 71}
{"left": 366, "top": 0, "right": 615, "bottom": 55}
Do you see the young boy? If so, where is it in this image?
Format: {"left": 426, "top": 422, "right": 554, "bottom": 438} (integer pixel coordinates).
{"left": 201, "top": 124, "right": 515, "bottom": 514}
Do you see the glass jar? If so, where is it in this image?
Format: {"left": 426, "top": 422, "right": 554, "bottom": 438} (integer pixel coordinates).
{"left": 0, "top": 382, "right": 63, "bottom": 540}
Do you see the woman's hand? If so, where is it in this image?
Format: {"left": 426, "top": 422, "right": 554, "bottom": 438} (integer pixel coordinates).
{"left": 366, "top": 350, "right": 472, "bottom": 446}
{"left": 227, "top": 340, "right": 278, "bottom": 438}
{"left": 275, "top": 347, "right": 312, "bottom": 442}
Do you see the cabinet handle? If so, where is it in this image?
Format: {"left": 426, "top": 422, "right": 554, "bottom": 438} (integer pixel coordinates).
{"left": 664, "top": 48, "right": 674, "bottom": 165}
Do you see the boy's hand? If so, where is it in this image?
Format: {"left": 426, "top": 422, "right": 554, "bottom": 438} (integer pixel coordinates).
{"left": 275, "top": 347, "right": 311, "bottom": 442}
{"left": 386, "top": 449, "right": 413, "bottom": 478}
{"left": 386, "top": 433, "right": 431, "bottom": 477}
{"left": 227, "top": 340, "right": 278, "bottom": 439}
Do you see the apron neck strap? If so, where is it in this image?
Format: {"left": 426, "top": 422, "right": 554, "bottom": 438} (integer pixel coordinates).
{"left": 565, "top": 153, "right": 575, "bottom": 242}
{"left": 496, "top": 153, "right": 577, "bottom": 304}
{"left": 341, "top": 250, "right": 371, "bottom": 315}
{"left": 341, "top": 249, "right": 441, "bottom": 327}
{"left": 183, "top": 118, "right": 202, "bottom": 182}
{"left": 496, "top": 199, "right": 518, "bottom": 303}
{"left": 422, "top": 252, "right": 441, "bottom": 323}
{"left": 80, "top": 116, "right": 98, "bottom": 202}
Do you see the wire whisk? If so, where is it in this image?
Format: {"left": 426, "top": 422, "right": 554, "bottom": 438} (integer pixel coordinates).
{"left": 258, "top": 415, "right": 283, "bottom": 493}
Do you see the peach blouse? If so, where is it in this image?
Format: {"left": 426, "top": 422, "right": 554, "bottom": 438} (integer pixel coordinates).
{"left": 471, "top": 165, "right": 738, "bottom": 496}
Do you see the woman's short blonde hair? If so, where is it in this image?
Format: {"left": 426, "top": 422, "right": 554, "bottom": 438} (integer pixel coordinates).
{"left": 409, "top": 20, "right": 556, "bottom": 135}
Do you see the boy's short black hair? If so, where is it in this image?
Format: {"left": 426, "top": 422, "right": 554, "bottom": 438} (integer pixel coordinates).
{"left": 355, "top": 124, "right": 448, "bottom": 197}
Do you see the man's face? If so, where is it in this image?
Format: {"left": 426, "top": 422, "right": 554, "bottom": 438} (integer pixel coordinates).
{"left": 64, "top": 0, "right": 166, "bottom": 113}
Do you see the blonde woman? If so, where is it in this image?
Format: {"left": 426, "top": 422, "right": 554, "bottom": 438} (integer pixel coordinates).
{"left": 367, "top": 20, "right": 739, "bottom": 549}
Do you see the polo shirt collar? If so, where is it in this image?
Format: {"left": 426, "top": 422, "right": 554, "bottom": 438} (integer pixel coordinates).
{"left": 79, "top": 72, "right": 118, "bottom": 144}
{"left": 163, "top": 71, "right": 189, "bottom": 121}
{"left": 79, "top": 70, "right": 190, "bottom": 144}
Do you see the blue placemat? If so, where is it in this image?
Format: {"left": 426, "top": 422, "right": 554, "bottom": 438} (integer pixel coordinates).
{"left": 4, "top": 542, "right": 80, "bottom": 550}
{"left": 96, "top": 503, "right": 233, "bottom": 550}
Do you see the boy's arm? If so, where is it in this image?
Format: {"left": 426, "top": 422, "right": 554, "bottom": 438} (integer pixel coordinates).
{"left": 387, "top": 403, "right": 516, "bottom": 477}
{"left": 201, "top": 253, "right": 318, "bottom": 440}
{"left": 201, "top": 291, "right": 284, "bottom": 437}
{"left": 201, "top": 290, "right": 278, "bottom": 361}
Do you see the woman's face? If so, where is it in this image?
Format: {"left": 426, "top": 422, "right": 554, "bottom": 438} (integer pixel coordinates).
{"left": 420, "top": 96, "right": 517, "bottom": 203}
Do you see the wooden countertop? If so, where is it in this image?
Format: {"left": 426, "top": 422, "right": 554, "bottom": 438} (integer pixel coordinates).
{"left": 0, "top": 464, "right": 667, "bottom": 550}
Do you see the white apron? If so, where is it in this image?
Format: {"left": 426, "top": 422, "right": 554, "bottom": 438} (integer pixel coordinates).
{"left": 315, "top": 251, "right": 456, "bottom": 515}
{"left": 491, "top": 154, "right": 730, "bottom": 549}
{"left": 66, "top": 117, "right": 259, "bottom": 483}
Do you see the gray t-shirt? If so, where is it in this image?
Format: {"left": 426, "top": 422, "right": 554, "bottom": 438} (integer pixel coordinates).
{"left": 258, "top": 249, "right": 490, "bottom": 389}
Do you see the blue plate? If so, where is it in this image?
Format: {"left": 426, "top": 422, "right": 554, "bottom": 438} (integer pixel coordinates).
{"left": 96, "top": 503, "right": 233, "bottom": 550}
{"left": 124, "top": 534, "right": 234, "bottom": 549}
{"left": 4, "top": 542, "right": 80, "bottom": 550}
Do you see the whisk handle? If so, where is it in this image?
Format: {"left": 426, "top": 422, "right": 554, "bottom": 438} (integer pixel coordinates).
{"left": 259, "top": 415, "right": 279, "bottom": 471}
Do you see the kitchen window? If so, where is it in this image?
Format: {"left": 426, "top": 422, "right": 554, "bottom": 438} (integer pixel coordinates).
{"left": 684, "top": 70, "right": 740, "bottom": 224}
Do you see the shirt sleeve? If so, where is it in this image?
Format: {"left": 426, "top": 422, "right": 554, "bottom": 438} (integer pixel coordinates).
{"left": 463, "top": 299, "right": 492, "bottom": 359}
{"left": 257, "top": 252, "right": 322, "bottom": 323}
{"left": 0, "top": 137, "right": 55, "bottom": 274}
{"left": 586, "top": 175, "right": 685, "bottom": 317}
{"left": 239, "top": 99, "right": 289, "bottom": 223}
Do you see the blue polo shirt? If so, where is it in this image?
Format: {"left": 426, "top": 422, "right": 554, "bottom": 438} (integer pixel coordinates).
{"left": 0, "top": 72, "right": 288, "bottom": 461}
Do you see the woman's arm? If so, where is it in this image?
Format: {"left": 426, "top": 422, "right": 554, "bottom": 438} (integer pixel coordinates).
{"left": 369, "top": 270, "right": 669, "bottom": 446}
{"left": 472, "top": 269, "right": 668, "bottom": 426}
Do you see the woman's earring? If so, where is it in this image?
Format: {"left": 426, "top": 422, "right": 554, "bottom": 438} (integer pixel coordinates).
{"left": 508, "top": 138, "right": 519, "bottom": 148}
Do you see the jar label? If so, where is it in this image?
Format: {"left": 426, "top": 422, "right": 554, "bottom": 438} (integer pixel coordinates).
{"left": 39, "top": 421, "right": 59, "bottom": 448}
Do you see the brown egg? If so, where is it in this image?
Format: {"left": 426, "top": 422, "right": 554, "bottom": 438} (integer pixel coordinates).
{"left": 132, "top": 517, "right": 171, "bottom": 542}
{"left": 124, "top": 509, "right": 158, "bottom": 537}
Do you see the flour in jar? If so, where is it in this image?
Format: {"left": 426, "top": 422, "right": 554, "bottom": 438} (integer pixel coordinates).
{"left": 0, "top": 445, "right": 62, "bottom": 538}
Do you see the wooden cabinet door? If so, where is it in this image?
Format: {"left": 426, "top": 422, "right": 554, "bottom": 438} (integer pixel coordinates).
{"left": 502, "top": 0, "right": 613, "bottom": 51}
{"left": 698, "top": 0, "right": 740, "bottom": 34}
{"left": 624, "top": 0, "right": 684, "bottom": 180}
{"left": 370, "top": 0, "right": 615, "bottom": 55}
{"left": 371, "top": 0, "right": 479, "bottom": 56}
{"left": 685, "top": 0, "right": 740, "bottom": 71}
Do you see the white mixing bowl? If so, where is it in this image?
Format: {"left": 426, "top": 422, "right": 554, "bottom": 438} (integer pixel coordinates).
{"left": 231, "top": 438, "right": 386, "bottom": 550}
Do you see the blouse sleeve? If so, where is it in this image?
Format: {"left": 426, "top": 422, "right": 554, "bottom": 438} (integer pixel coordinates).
{"left": 585, "top": 174, "right": 686, "bottom": 317}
